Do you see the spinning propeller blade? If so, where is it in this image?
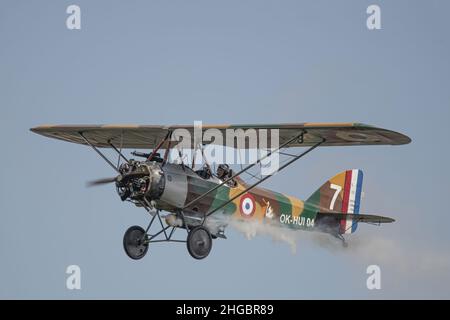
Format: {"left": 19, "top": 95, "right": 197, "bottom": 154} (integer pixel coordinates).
{"left": 86, "top": 177, "right": 117, "bottom": 187}
{"left": 86, "top": 171, "right": 148, "bottom": 187}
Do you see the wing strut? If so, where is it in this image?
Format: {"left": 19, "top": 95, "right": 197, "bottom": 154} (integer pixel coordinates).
{"left": 148, "top": 131, "right": 171, "bottom": 161}
{"left": 79, "top": 132, "right": 120, "bottom": 173}
{"left": 108, "top": 139, "right": 130, "bottom": 164}
{"left": 182, "top": 131, "right": 306, "bottom": 211}
{"left": 163, "top": 131, "right": 173, "bottom": 164}
{"left": 202, "top": 138, "right": 325, "bottom": 222}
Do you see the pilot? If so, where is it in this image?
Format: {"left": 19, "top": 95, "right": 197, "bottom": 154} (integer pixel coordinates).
{"left": 216, "top": 164, "right": 230, "bottom": 180}
{"left": 196, "top": 165, "right": 212, "bottom": 180}
{"left": 216, "top": 164, "right": 237, "bottom": 187}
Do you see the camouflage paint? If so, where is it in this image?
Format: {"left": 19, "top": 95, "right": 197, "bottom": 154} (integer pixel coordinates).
{"left": 181, "top": 167, "right": 365, "bottom": 235}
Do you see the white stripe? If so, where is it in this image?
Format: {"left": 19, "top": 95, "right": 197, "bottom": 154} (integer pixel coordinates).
{"left": 345, "top": 170, "right": 359, "bottom": 233}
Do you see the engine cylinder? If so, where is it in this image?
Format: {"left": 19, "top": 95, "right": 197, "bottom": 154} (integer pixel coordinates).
{"left": 116, "top": 160, "right": 165, "bottom": 202}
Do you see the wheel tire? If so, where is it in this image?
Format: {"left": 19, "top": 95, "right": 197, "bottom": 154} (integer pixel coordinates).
{"left": 187, "top": 226, "right": 212, "bottom": 260}
{"left": 123, "top": 226, "right": 149, "bottom": 260}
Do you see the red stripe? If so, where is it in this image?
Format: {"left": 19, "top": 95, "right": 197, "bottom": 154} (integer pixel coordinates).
{"left": 339, "top": 170, "right": 352, "bottom": 233}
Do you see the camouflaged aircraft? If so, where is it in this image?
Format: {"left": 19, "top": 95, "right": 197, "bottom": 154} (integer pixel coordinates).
{"left": 30, "top": 123, "right": 410, "bottom": 260}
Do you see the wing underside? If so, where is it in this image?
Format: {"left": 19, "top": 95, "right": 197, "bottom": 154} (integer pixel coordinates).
{"left": 30, "top": 123, "right": 411, "bottom": 149}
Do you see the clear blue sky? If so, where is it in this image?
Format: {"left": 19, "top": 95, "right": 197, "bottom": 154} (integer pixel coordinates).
{"left": 1, "top": 0, "right": 449, "bottom": 299}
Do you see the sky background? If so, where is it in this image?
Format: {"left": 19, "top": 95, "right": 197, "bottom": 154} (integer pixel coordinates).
{"left": 1, "top": 0, "right": 449, "bottom": 299}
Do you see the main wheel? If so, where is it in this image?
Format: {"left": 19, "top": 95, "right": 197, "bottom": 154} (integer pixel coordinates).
{"left": 187, "top": 226, "right": 212, "bottom": 260}
{"left": 123, "top": 226, "right": 149, "bottom": 260}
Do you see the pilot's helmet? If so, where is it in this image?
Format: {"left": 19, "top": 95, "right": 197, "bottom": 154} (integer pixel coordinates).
{"left": 217, "top": 164, "right": 229, "bottom": 178}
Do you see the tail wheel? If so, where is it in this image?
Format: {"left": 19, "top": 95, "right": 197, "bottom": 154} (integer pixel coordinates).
{"left": 187, "top": 226, "right": 212, "bottom": 260}
{"left": 123, "top": 226, "right": 149, "bottom": 260}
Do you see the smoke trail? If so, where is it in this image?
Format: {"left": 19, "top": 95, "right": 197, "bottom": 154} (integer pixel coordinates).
{"left": 206, "top": 214, "right": 303, "bottom": 253}
{"left": 216, "top": 216, "right": 450, "bottom": 281}
{"left": 228, "top": 218, "right": 300, "bottom": 253}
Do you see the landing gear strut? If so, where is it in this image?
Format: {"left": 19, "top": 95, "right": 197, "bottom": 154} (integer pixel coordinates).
{"left": 122, "top": 209, "right": 215, "bottom": 260}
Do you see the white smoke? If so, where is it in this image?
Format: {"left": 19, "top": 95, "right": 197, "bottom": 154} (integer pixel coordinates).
{"left": 229, "top": 218, "right": 299, "bottom": 254}
{"left": 218, "top": 216, "right": 450, "bottom": 282}
{"left": 342, "top": 234, "right": 450, "bottom": 278}
{"left": 206, "top": 214, "right": 301, "bottom": 253}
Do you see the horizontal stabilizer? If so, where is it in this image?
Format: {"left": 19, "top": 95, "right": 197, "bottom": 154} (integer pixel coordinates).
{"left": 317, "top": 212, "right": 395, "bottom": 224}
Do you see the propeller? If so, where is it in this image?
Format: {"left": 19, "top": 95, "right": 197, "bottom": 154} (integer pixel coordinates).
{"left": 86, "top": 176, "right": 117, "bottom": 187}
{"left": 86, "top": 171, "right": 149, "bottom": 187}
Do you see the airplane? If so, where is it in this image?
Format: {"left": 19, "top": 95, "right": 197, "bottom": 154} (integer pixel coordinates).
{"left": 30, "top": 123, "right": 411, "bottom": 260}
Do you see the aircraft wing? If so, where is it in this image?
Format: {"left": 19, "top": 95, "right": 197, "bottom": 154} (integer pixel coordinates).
{"left": 30, "top": 123, "right": 411, "bottom": 149}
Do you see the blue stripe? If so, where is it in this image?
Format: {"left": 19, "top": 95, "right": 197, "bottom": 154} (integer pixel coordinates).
{"left": 352, "top": 170, "right": 364, "bottom": 232}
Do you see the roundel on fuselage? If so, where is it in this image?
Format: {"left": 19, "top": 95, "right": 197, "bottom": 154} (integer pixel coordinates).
{"left": 240, "top": 193, "right": 256, "bottom": 217}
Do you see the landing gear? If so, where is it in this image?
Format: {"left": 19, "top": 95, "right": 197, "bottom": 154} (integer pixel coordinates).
{"left": 122, "top": 210, "right": 216, "bottom": 260}
{"left": 123, "top": 226, "right": 149, "bottom": 260}
{"left": 187, "top": 226, "right": 213, "bottom": 260}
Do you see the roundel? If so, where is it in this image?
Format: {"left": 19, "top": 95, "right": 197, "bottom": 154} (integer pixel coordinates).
{"left": 336, "top": 131, "right": 381, "bottom": 143}
{"left": 240, "top": 193, "right": 256, "bottom": 217}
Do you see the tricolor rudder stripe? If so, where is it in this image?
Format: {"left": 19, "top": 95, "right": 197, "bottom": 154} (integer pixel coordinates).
{"left": 339, "top": 169, "right": 363, "bottom": 234}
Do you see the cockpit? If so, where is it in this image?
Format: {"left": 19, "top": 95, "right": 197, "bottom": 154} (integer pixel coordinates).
{"left": 195, "top": 163, "right": 237, "bottom": 187}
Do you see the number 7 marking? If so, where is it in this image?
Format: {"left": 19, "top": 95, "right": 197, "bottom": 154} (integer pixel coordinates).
{"left": 329, "top": 184, "right": 342, "bottom": 210}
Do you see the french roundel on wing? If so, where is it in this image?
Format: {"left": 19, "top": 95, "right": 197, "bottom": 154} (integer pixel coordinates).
{"left": 239, "top": 193, "right": 256, "bottom": 217}
{"left": 335, "top": 131, "right": 382, "bottom": 143}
